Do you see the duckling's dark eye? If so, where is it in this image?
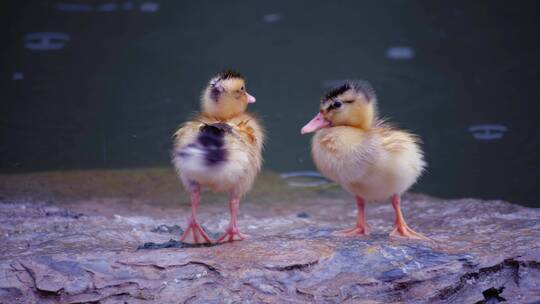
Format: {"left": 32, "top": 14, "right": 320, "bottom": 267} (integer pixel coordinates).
{"left": 240, "top": 86, "right": 245, "bottom": 91}
{"left": 332, "top": 101, "right": 342, "bottom": 109}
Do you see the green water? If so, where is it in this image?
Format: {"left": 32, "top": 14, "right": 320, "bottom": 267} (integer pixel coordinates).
{"left": 1, "top": 1, "right": 539, "bottom": 206}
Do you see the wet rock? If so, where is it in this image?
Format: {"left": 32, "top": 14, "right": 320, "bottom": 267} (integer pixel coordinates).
{"left": 0, "top": 197, "right": 540, "bottom": 303}
{"left": 138, "top": 239, "right": 186, "bottom": 250}
{"left": 151, "top": 224, "right": 183, "bottom": 234}
{"left": 475, "top": 287, "right": 506, "bottom": 304}
{"left": 296, "top": 211, "right": 310, "bottom": 218}
{"left": 138, "top": 239, "right": 217, "bottom": 250}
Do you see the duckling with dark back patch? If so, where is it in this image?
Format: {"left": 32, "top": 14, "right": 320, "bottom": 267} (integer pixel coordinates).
{"left": 172, "top": 70, "right": 264, "bottom": 244}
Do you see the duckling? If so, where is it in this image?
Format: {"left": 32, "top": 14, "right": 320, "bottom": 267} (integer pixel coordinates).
{"left": 172, "top": 70, "right": 264, "bottom": 244}
{"left": 301, "top": 81, "right": 427, "bottom": 239}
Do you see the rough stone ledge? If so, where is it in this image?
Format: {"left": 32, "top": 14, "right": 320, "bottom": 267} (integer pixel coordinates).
{"left": 1, "top": 197, "right": 539, "bottom": 303}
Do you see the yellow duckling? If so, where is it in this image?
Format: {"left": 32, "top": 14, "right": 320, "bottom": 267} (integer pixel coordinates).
{"left": 301, "top": 81, "right": 427, "bottom": 239}
{"left": 172, "top": 70, "right": 264, "bottom": 244}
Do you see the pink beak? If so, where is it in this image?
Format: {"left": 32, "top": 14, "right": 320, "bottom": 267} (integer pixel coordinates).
{"left": 301, "top": 112, "right": 331, "bottom": 134}
{"left": 247, "top": 93, "right": 256, "bottom": 103}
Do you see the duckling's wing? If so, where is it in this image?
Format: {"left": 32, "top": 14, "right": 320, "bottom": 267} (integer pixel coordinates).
{"left": 377, "top": 127, "right": 422, "bottom": 154}
{"left": 234, "top": 114, "right": 265, "bottom": 153}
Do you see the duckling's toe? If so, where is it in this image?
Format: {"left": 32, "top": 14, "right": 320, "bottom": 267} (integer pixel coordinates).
{"left": 333, "top": 226, "right": 369, "bottom": 237}
{"left": 390, "top": 225, "right": 429, "bottom": 241}
{"left": 216, "top": 227, "right": 249, "bottom": 243}
{"left": 180, "top": 219, "right": 212, "bottom": 245}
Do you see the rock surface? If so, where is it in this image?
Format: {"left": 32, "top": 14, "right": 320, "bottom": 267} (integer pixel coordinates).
{"left": 0, "top": 170, "right": 539, "bottom": 303}
{"left": 0, "top": 198, "right": 539, "bottom": 303}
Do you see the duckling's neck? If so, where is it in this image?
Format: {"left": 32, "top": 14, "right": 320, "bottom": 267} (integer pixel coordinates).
{"left": 335, "top": 115, "right": 373, "bottom": 131}
{"left": 201, "top": 111, "right": 244, "bottom": 121}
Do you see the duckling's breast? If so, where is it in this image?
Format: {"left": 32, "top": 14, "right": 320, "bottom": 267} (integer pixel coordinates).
{"left": 312, "top": 127, "right": 425, "bottom": 200}
{"left": 311, "top": 127, "right": 374, "bottom": 186}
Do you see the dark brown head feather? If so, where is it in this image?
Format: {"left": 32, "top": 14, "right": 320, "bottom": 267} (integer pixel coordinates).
{"left": 322, "top": 80, "right": 376, "bottom": 103}
{"left": 218, "top": 69, "right": 244, "bottom": 80}
{"left": 323, "top": 83, "right": 351, "bottom": 101}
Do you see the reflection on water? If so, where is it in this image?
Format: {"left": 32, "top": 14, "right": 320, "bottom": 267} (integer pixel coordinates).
{"left": 280, "top": 171, "right": 331, "bottom": 188}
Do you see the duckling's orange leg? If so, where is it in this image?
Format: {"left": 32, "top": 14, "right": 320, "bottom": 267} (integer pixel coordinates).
{"left": 180, "top": 184, "right": 212, "bottom": 244}
{"left": 217, "top": 195, "right": 249, "bottom": 243}
{"left": 389, "top": 194, "right": 428, "bottom": 240}
{"left": 334, "top": 196, "right": 369, "bottom": 236}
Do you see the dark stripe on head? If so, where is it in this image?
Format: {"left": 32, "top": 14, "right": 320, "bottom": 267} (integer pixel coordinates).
{"left": 323, "top": 83, "right": 351, "bottom": 101}
{"left": 218, "top": 69, "right": 244, "bottom": 80}
{"left": 322, "top": 80, "right": 377, "bottom": 103}
{"left": 326, "top": 100, "right": 342, "bottom": 112}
